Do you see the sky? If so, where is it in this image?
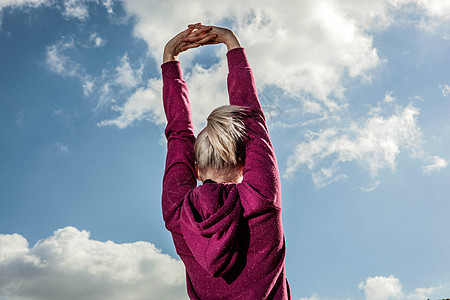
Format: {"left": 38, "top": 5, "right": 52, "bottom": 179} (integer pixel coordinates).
{"left": 0, "top": 0, "right": 449, "bottom": 299}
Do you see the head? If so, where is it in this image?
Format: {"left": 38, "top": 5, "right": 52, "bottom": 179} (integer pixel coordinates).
{"left": 194, "top": 105, "right": 248, "bottom": 183}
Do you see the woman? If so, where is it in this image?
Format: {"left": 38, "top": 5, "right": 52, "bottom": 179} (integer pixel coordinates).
{"left": 161, "top": 23, "right": 290, "bottom": 299}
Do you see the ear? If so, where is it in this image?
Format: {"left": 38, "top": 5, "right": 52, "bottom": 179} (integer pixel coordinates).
{"left": 194, "top": 164, "right": 202, "bottom": 181}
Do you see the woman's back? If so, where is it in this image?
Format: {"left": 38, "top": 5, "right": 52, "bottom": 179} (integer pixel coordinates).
{"left": 161, "top": 25, "right": 290, "bottom": 299}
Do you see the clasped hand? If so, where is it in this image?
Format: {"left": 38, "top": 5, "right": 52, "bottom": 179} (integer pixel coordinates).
{"left": 163, "top": 23, "right": 241, "bottom": 63}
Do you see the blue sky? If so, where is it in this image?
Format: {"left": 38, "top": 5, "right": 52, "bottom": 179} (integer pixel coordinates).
{"left": 0, "top": 0, "right": 449, "bottom": 299}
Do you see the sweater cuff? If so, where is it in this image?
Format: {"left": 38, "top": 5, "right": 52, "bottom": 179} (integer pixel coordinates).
{"left": 161, "top": 60, "right": 183, "bottom": 83}
{"left": 226, "top": 47, "right": 249, "bottom": 71}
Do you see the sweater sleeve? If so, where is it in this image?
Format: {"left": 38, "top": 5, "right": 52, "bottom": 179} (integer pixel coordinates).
{"left": 161, "top": 60, "right": 197, "bottom": 235}
{"left": 226, "top": 48, "right": 282, "bottom": 210}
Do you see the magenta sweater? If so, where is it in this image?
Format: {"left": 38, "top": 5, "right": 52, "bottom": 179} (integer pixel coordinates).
{"left": 162, "top": 48, "right": 290, "bottom": 299}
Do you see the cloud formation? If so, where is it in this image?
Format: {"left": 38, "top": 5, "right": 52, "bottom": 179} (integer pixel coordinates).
{"left": 440, "top": 83, "right": 450, "bottom": 97}
{"left": 61, "top": 0, "right": 88, "bottom": 20}
{"left": 0, "top": 227, "right": 186, "bottom": 300}
{"left": 285, "top": 97, "right": 447, "bottom": 188}
{"left": 358, "top": 275, "right": 443, "bottom": 300}
{"left": 8, "top": 0, "right": 450, "bottom": 183}
{"left": 105, "top": 0, "right": 383, "bottom": 129}
{"left": 114, "top": 53, "right": 143, "bottom": 89}
{"left": 0, "top": 0, "right": 47, "bottom": 11}
{"left": 45, "top": 38, "right": 94, "bottom": 96}
{"left": 300, "top": 274, "right": 443, "bottom": 300}
{"left": 101, "top": 0, "right": 450, "bottom": 133}
{"left": 359, "top": 275, "right": 403, "bottom": 300}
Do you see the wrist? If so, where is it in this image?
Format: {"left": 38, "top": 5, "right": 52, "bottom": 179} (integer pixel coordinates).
{"left": 163, "top": 47, "right": 178, "bottom": 63}
{"left": 163, "top": 54, "right": 178, "bottom": 63}
{"left": 223, "top": 32, "right": 241, "bottom": 51}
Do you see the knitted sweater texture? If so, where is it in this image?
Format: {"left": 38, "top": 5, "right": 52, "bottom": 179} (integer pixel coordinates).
{"left": 162, "top": 48, "right": 290, "bottom": 300}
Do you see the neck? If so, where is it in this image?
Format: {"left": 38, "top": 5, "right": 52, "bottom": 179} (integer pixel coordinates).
{"left": 201, "top": 168, "right": 243, "bottom": 184}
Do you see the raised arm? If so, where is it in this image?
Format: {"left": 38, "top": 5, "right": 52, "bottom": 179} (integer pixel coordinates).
{"left": 187, "top": 24, "right": 281, "bottom": 208}
{"left": 161, "top": 27, "right": 217, "bottom": 234}
{"left": 227, "top": 47, "right": 282, "bottom": 209}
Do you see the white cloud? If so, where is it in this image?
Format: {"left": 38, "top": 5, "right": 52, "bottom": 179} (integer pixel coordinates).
{"left": 300, "top": 281, "right": 444, "bottom": 300}
{"left": 395, "top": 0, "right": 450, "bottom": 34}
{"left": 406, "top": 285, "right": 444, "bottom": 300}
{"left": 105, "top": 0, "right": 384, "bottom": 129}
{"left": 360, "top": 180, "right": 380, "bottom": 192}
{"left": 100, "top": 59, "right": 230, "bottom": 131}
{"left": 359, "top": 275, "right": 403, "bottom": 300}
{"left": 89, "top": 32, "right": 107, "bottom": 48}
{"left": 45, "top": 38, "right": 93, "bottom": 96}
{"left": 285, "top": 102, "right": 423, "bottom": 186}
{"left": 102, "top": 0, "right": 114, "bottom": 14}
{"left": 383, "top": 91, "right": 395, "bottom": 103}
{"left": 300, "top": 294, "right": 320, "bottom": 300}
{"left": 98, "top": 78, "right": 165, "bottom": 128}
{"left": 409, "top": 0, "right": 450, "bottom": 21}
{"left": 0, "top": 0, "right": 47, "bottom": 11}
{"left": 359, "top": 275, "right": 444, "bottom": 300}
{"left": 45, "top": 38, "right": 78, "bottom": 77}
{"left": 284, "top": 94, "right": 447, "bottom": 187}
{"left": 422, "top": 155, "right": 448, "bottom": 174}
{"left": 312, "top": 167, "right": 349, "bottom": 188}
{"left": 440, "top": 83, "right": 450, "bottom": 97}
{"left": 120, "top": 0, "right": 381, "bottom": 110}
{"left": 83, "top": 79, "right": 94, "bottom": 96}
{"left": 0, "top": 227, "right": 186, "bottom": 300}
{"left": 114, "top": 53, "right": 143, "bottom": 88}
{"left": 77, "top": 0, "right": 449, "bottom": 129}
{"left": 61, "top": 0, "right": 89, "bottom": 20}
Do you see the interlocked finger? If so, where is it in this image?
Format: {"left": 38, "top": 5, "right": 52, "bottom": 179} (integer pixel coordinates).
{"left": 181, "top": 33, "right": 217, "bottom": 52}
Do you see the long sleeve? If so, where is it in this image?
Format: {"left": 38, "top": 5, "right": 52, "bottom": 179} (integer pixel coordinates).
{"left": 161, "top": 60, "right": 197, "bottom": 235}
{"left": 227, "top": 48, "right": 282, "bottom": 210}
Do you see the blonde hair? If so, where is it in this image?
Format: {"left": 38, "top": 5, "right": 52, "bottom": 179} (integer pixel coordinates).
{"left": 195, "top": 105, "right": 248, "bottom": 175}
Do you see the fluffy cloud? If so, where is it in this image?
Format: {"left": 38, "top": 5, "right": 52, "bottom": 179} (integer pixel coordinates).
{"left": 300, "top": 275, "right": 443, "bottom": 300}
{"left": 102, "top": 0, "right": 114, "bottom": 14}
{"left": 0, "top": 227, "right": 186, "bottom": 300}
{"left": 45, "top": 38, "right": 79, "bottom": 77}
{"left": 285, "top": 97, "right": 447, "bottom": 188}
{"left": 45, "top": 38, "right": 93, "bottom": 96}
{"left": 358, "top": 275, "right": 443, "bottom": 300}
{"left": 99, "top": 57, "right": 230, "bottom": 131}
{"left": 104, "top": 0, "right": 450, "bottom": 130}
{"left": 98, "top": 0, "right": 393, "bottom": 130}
{"left": 0, "top": 0, "right": 47, "bottom": 11}
{"left": 300, "top": 294, "right": 320, "bottom": 300}
{"left": 114, "top": 53, "right": 143, "bottom": 88}
{"left": 402, "top": 0, "right": 450, "bottom": 21}
{"left": 97, "top": 78, "right": 165, "bottom": 128}
{"left": 89, "top": 32, "right": 107, "bottom": 48}
{"left": 440, "top": 83, "right": 450, "bottom": 97}
{"left": 61, "top": 0, "right": 88, "bottom": 20}
{"left": 359, "top": 275, "right": 403, "bottom": 300}
{"left": 422, "top": 155, "right": 448, "bottom": 174}
{"left": 0, "top": 0, "right": 112, "bottom": 26}
{"left": 285, "top": 102, "right": 421, "bottom": 179}
{"left": 406, "top": 285, "right": 444, "bottom": 300}
{"left": 108, "top": 0, "right": 382, "bottom": 126}
{"left": 45, "top": 37, "right": 144, "bottom": 103}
